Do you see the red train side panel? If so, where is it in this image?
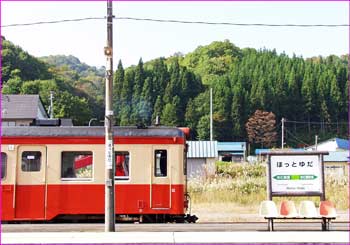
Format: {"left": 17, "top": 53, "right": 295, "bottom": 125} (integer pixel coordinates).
{"left": 2, "top": 184, "right": 185, "bottom": 220}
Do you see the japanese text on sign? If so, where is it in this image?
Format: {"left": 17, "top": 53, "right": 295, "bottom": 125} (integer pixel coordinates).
{"left": 276, "top": 161, "right": 313, "bottom": 168}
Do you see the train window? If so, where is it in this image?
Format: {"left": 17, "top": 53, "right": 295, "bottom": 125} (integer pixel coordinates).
{"left": 115, "top": 152, "right": 129, "bottom": 180}
{"left": 155, "top": 150, "right": 167, "bottom": 177}
{"left": 61, "top": 152, "right": 93, "bottom": 179}
{"left": 21, "top": 151, "right": 41, "bottom": 172}
{"left": 1, "top": 152, "right": 7, "bottom": 179}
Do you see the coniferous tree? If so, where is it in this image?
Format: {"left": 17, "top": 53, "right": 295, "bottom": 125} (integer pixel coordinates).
{"left": 161, "top": 96, "right": 180, "bottom": 126}
{"left": 212, "top": 76, "right": 232, "bottom": 140}
{"left": 120, "top": 70, "right": 134, "bottom": 126}
{"left": 139, "top": 77, "right": 153, "bottom": 125}
{"left": 152, "top": 95, "right": 163, "bottom": 124}
{"left": 197, "top": 115, "right": 210, "bottom": 140}
{"left": 130, "top": 58, "right": 145, "bottom": 124}
{"left": 113, "top": 60, "right": 124, "bottom": 125}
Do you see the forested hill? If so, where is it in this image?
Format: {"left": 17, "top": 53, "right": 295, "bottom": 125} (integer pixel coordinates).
{"left": 1, "top": 36, "right": 104, "bottom": 124}
{"left": 115, "top": 40, "right": 348, "bottom": 145}
{"left": 2, "top": 37, "right": 348, "bottom": 147}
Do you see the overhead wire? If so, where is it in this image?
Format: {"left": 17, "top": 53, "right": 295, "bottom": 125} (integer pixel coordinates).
{"left": 284, "top": 120, "right": 348, "bottom": 125}
{"left": 1, "top": 16, "right": 349, "bottom": 28}
{"left": 285, "top": 128, "right": 311, "bottom": 147}
{"left": 115, "top": 17, "right": 350, "bottom": 28}
{"left": 1, "top": 17, "right": 105, "bottom": 28}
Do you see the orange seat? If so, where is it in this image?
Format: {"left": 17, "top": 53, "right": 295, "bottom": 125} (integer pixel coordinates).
{"left": 279, "top": 200, "right": 298, "bottom": 217}
{"left": 319, "top": 201, "right": 337, "bottom": 218}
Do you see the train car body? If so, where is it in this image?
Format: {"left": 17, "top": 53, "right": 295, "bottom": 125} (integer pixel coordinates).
{"left": 1, "top": 126, "right": 194, "bottom": 223}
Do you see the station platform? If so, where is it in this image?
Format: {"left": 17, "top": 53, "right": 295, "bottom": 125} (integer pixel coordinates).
{"left": 2, "top": 231, "right": 349, "bottom": 244}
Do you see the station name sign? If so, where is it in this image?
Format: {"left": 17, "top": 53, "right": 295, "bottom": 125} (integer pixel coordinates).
{"left": 270, "top": 155, "right": 322, "bottom": 193}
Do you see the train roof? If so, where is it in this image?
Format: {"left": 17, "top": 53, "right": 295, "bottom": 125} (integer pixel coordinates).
{"left": 1, "top": 126, "right": 185, "bottom": 138}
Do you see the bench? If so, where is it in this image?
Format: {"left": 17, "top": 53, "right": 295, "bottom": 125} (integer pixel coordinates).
{"left": 259, "top": 200, "right": 337, "bottom": 231}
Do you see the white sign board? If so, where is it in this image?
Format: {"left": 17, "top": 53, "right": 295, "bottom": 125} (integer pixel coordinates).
{"left": 105, "top": 139, "right": 114, "bottom": 170}
{"left": 270, "top": 155, "right": 322, "bottom": 193}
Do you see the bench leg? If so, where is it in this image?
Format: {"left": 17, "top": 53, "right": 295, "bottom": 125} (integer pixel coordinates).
{"left": 321, "top": 218, "right": 328, "bottom": 231}
{"left": 326, "top": 219, "right": 330, "bottom": 231}
{"left": 271, "top": 219, "right": 274, "bottom": 231}
{"left": 267, "top": 219, "right": 274, "bottom": 231}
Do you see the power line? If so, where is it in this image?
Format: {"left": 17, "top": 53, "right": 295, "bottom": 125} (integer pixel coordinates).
{"left": 285, "top": 128, "right": 310, "bottom": 147}
{"left": 285, "top": 120, "right": 348, "bottom": 125}
{"left": 1, "top": 17, "right": 105, "bottom": 28}
{"left": 2, "top": 16, "right": 349, "bottom": 28}
{"left": 115, "top": 17, "right": 350, "bottom": 28}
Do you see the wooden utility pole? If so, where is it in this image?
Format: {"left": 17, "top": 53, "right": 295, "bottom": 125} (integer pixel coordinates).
{"left": 210, "top": 87, "right": 213, "bottom": 141}
{"left": 104, "top": 0, "right": 115, "bottom": 232}
{"left": 281, "top": 117, "right": 285, "bottom": 149}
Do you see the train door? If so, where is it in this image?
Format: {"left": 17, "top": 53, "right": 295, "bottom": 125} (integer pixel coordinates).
{"left": 14, "top": 146, "right": 47, "bottom": 219}
{"left": 150, "top": 148, "right": 171, "bottom": 209}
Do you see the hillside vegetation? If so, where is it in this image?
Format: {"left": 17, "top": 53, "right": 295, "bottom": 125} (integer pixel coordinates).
{"left": 2, "top": 37, "right": 348, "bottom": 148}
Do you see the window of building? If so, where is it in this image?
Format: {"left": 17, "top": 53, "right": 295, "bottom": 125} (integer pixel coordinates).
{"left": 1, "top": 152, "right": 7, "bottom": 179}
{"left": 22, "top": 151, "right": 41, "bottom": 172}
{"left": 155, "top": 150, "right": 167, "bottom": 177}
{"left": 61, "top": 152, "right": 93, "bottom": 179}
{"left": 115, "top": 152, "right": 129, "bottom": 180}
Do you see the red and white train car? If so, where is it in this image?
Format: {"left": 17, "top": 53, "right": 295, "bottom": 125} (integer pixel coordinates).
{"left": 1, "top": 126, "right": 195, "bottom": 223}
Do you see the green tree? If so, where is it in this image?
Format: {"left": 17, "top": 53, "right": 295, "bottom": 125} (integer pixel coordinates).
{"left": 113, "top": 60, "right": 125, "bottom": 125}
{"left": 161, "top": 97, "right": 180, "bottom": 126}
{"left": 197, "top": 115, "right": 210, "bottom": 140}
{"left": 152, "top": 95, "right": 163, "bottom": 124}
{"left": 119, "top": 70, "right": 134, "bottom": 125}
{"left": 130, "top": 58, "right": 145, "bottom": 124}
{"left": 212, "top": 76, "right": 232, "bottom": 140}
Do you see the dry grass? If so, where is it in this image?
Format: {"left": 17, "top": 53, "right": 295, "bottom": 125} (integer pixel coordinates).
{"left": 188, "top": 162, "right": 349, "bottom": 222}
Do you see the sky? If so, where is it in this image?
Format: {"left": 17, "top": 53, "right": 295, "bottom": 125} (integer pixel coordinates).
{"left": 1, "top": 1, "right": 349, "bottom": 68}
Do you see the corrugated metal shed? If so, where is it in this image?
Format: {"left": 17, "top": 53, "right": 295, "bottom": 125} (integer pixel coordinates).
{"left": 187, "top": 141, "right": 218, "bottom": 158}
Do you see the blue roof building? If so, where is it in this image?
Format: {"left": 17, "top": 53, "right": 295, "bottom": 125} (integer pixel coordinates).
{"left": 217, "top": 142, "right": 246, "bottom": 162}
{"left": 307, "top": 138, "right": 349, "bottom": 152}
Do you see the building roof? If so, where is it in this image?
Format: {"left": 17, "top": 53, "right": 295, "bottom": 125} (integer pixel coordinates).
{"left": 187, "top": 141, "right": 218, "bottom": 158}
{"left": 323, "top": 151, "right": 349, "bottom": 163}
{"left": 306, "top": 137, "right": 349, "bottom": 151}
{"left": 217, "top": 142, "right": 246, "bottom": 152}
{"left": 1, "top": 94, "right": 48, "bottom": 119}
{"left": 335, "top": 138, "right": 349, "bottom": 150}
{"left": 255, "top": 148, "right": 305, "bottom": 155}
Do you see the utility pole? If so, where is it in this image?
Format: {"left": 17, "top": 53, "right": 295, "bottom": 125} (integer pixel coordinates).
{"left": 210, "top": 87, "right": 213, "bottom": 141}
{"left": 49, "top": 91, "right": 54, "bottom": 119}
{"left": 104, "top": 0, "right": 115, "bottom": 232}
{"left": 315, "top": 135, "right": 318, "bottom": 151}
{"left": 281, "top": 117, "right": 285, "bottom": 149}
